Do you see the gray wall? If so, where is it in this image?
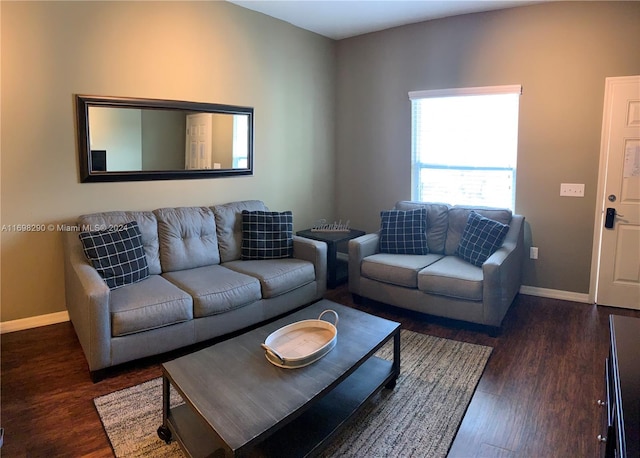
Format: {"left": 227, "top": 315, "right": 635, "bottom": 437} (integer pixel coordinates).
{"left": 335, "top": 1, "right": 640, "bottom": 294}
{"left": 3, "top": 1, "right": 639, "bottom": 323}
{"left": 1, "top": 1, "right": 335, "bottom": 322}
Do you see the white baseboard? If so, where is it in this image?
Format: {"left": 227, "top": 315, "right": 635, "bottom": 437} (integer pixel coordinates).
{"left": 519, "top": 285, "right": 592, "bottom": 304}
{"left": 0, "top": 311, "right": 70, "bottom": 334}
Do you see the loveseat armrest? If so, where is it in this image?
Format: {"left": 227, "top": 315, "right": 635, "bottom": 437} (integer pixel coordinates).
{"left": 348, "top": 232, "right": 380, "bottom": 295}
{"left": 293, "top": 235, "right": 327, "bottom": 299}
{"left": 63, "top": 231, "right": 112, "bottom": 372}
{"left": 481, "top": 215, "right": 525, "bottom": 327}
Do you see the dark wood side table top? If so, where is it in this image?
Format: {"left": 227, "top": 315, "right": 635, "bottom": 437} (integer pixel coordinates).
{"left": 296, "top": 228, "right": 366, "bottom": 243}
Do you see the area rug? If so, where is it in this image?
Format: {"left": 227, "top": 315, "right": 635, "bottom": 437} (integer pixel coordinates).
{"left": 94, "top": 330, "right": 492, "bottom": 458}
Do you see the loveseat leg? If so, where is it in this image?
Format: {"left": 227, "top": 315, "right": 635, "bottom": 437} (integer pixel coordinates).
{"left": 488, "top": 326, "right": 502, "bottom": 338}
{"left": 352, "top": 293, "right": 363, "bottom": 305}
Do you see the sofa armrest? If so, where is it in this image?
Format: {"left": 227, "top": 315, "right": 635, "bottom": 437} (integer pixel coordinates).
{"left": 293, "top": 235, "right": 327, "bottom": 299}
{"left": 348, "top": 232, "right": 380, "bottom": 295}
{"left": 482, "top": 215, "right": 525, "bottom": 327}
{"left": 63, "top": 231, "right": 112, "bottom": 372}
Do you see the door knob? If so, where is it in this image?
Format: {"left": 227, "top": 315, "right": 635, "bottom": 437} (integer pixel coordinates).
{"left": 608, "top": 194, "right": 617, "bottom": 202}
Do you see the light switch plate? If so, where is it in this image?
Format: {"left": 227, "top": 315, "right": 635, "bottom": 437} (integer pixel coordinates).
{"left": 560, "top": 183, "right": 585, "bottom": 197}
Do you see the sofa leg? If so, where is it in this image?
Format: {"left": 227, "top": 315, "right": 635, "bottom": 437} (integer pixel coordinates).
{"left": 352, "top": 293, "right": 363, "bottom": 305}
{"left": 488, "top": 326, "right": 502, "bottom": 338}
{"left": 90, "top": 369, "right": 107, "bottom": 383}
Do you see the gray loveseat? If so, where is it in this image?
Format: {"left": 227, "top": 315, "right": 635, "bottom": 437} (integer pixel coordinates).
{"left": 348, "top": 201, "right": 524, "bottom": 334}
{"left": 63, "top": 200, "right": 326, "bottom": 379}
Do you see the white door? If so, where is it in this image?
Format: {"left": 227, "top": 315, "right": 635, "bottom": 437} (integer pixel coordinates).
{"left": 185, "top": 114, "right": 212, "bottom": 169}
{"left": 592, "top": 75, "right": 640, "bottom": 309}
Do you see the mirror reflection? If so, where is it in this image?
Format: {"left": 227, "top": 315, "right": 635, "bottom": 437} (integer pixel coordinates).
{"left": 76, "top": 95, "right": 254, "bottom": 182}
{"left": 89, "top": 108, "right": 250, "bottom": 172}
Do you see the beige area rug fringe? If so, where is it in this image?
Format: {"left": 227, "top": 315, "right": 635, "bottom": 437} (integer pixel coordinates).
{"left": 94, "top": 329, "right": 492, "bottom": 457}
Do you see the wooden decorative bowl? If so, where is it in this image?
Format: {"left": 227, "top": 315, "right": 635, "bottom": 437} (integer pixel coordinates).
{"left": 261, "top": 310, "right": 338, "bottom": 369}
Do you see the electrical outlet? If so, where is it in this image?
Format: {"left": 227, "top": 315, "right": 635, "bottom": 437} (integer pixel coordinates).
{"left": 560, "top": 183, "right": 585, "bottom": 197}
{"left": 530, "top": 247, "right": 539, "bottom": 259}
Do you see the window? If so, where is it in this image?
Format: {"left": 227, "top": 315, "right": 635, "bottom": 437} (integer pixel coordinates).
{"left": 409, "top": 85, "right": 521, "bottom": 210}
{"left": 232, "top": 115, "right": 249, "bottom": 169}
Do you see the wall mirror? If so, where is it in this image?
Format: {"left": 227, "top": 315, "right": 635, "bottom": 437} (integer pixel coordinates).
{"left": 76, "top": 95, "right": 254, "bottom": 182}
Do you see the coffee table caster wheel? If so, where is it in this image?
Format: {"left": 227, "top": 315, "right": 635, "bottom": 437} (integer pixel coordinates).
{"left": 157, "top": 425, "right": 172, "bottom": 444}
{"left": 385, "top": 378, "right": 397, "bottom": 389}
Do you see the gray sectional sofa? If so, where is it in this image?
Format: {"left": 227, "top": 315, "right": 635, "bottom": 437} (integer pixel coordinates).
{"left": 63, "top": 200, "right": 326, "bottom": 379}
{"left": 348, "top": 201, "right": 525, "bottom": 334}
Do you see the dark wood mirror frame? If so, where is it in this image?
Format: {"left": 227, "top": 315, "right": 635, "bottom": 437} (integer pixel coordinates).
{"left": 75, "top": 94, "right": 254, "bottom": 182}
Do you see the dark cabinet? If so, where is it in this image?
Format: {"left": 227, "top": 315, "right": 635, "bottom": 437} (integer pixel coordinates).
{"left": 599, "top": 315, "right": 640, "bottom": 458}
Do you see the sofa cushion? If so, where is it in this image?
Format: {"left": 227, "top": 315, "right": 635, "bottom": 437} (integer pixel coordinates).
{"left": 241, "top": 210, "right": 293, "bottom": 260}
{"left": 110, "top": 275, "right": 193, "bottom": 337}
{"left": 379, "top": 208, "right": 429, "bottom": 255}
{"left": 162, "top": 265, "right": 262, "bottom": 318}
{"left": 79, "top": 221, "right": 149, "bottom": 289}
{"left": 456, "top": 211, "right": 510, "bottom": 267}
{"left": 212, "top": 200, "right": 268, "bottom": 262}
{"left": 445, "top": 206, "right": 512, "bottom": 255}
{"left": 361, "top": 253, "right": 444, "bottom": 288}
{"left": 223, "top": 258, "right": 315, "bottom": 299}
{"left": 155, "top": 207, "right": 220, "bottom": 272}
{"left": 418, "top": 256, "right": 483, "bottom": 301}
{"left": 78, "top": 210, "right": 161, "bottom": 275}
{"left": 395, "top": 201, "right": 450, "bottom": 254}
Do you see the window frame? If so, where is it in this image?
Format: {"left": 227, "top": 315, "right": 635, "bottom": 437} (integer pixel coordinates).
{"left": 409, "top": 85, "right": 522, "bottom": 210}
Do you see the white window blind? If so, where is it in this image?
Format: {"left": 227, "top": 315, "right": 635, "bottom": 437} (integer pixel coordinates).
{"left": 410, "top": 85, "right": 521, "bottom": 210}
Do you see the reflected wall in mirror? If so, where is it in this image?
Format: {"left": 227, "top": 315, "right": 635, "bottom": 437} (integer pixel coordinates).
{"left": 76, "top": 95, "right": 253, "bottom": 182}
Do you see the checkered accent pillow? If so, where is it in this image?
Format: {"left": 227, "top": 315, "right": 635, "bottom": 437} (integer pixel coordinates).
{"left": 379, "top": 208, "right": 429, "bottom": 255}
{"left": 241, "top": 210, "right": 293, "bottom": 260}
{"left": 456, "top": 211, "right": 510, "bottom": 267}
{"left": 79, "top": 221, "right": 149, "bottom": 289}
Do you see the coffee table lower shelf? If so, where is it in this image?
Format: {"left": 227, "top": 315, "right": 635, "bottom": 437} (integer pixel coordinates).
{"left": 162, "top": 355, "right": 396, "bottom": 457}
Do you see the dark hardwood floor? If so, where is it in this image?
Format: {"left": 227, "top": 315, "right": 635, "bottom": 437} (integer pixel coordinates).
{"left": 1, "top": 286, "right": 639, "bottom": 457}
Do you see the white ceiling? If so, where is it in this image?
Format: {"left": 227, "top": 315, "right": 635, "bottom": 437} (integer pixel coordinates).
{"left": 227, "top": 0, "right": 548, "bottom": 40}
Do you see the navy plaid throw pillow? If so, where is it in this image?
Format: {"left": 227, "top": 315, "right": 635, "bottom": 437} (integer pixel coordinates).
{"left": 79, "top": 221, "right": 149, "bottom": 289}
{"left": 241, "top": 210, "right": 293, "bottom": 260}
{"left": 456, "top": 211, "right": 510, "bottom": 267}
{"left": 379, "top": 208, "right": 429, "bottom": 255}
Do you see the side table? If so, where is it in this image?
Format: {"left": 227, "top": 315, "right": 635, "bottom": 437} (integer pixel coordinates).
{"left": 296, "top": 228, "right": 366, "bottom": 289}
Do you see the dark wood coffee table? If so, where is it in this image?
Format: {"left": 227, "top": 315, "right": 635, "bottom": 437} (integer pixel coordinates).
{"left": 157, "top": 299, "right": 400, "bottom": 457}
